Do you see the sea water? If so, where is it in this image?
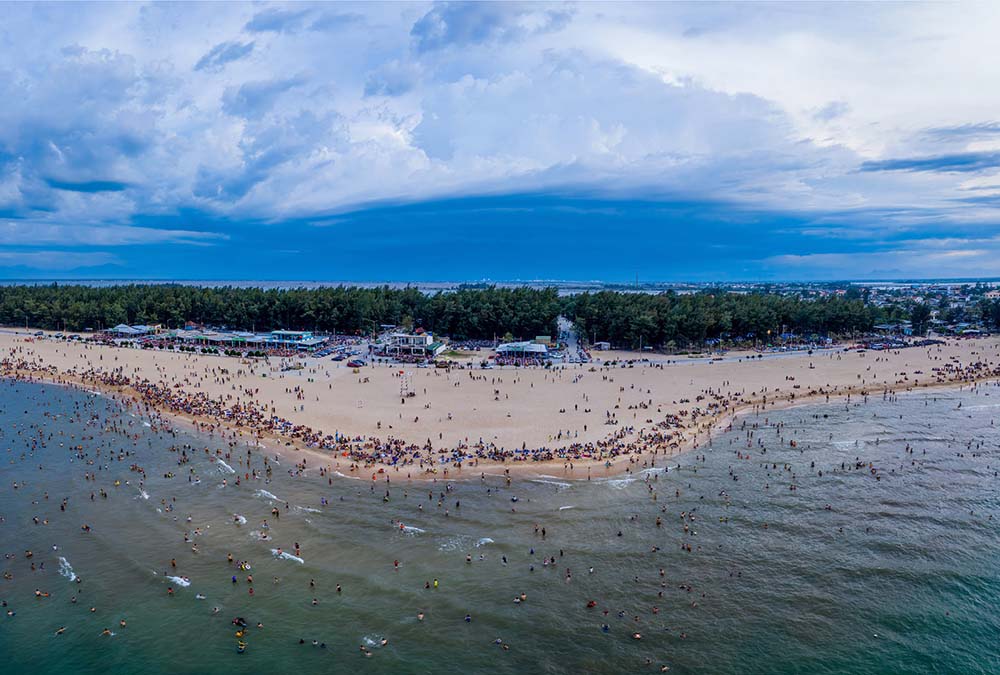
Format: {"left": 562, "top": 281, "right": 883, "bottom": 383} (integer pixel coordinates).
{"left": 1, "top": 379, "right": 998, "bottom": 674}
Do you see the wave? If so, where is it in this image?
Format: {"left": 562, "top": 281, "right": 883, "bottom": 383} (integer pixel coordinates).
{"left": 476, "top": 537, "right": 494, "bottom": 547}
{"left": 249, "top": 530, "right": 271, "bottom": 541}
{"left": 602, "top": 477, "right": 637, "bottom": 489}
{"left": 961, "top": 403, "right": 1000, "bottom": 411}
{"left": 558, "top": 505, "right": 576, "bottom": 511}
{"left": 216, "top": 459, "right": 236, "bottom": 474}
{"left": 271, "top": 549, "right": 304, "bottom": 564}
{"left": 400, "top": 524, "right": 425, "bottom": 534}
{"left": 362, "top": 634, "right": 387, "bottom": 648}
{"left": 531, "top": 479, "right": 571, "bottom": 489}
{"left": 333, "top": 471, "right": 362, "bottom": 481}
{"left": 233, "top": 514, "right": 247, "bottom": 525}
{"left": 166, "top": 575, "right": 191, "bottom": 587}
{"left": 255, "top": 489, "right": 281, "bottom": 502}
{"left": 138, "top": 489, "right": 150, "bottom": 500}
{"left": 296, "top": 506, "right": 321, "bottom": 513}
{"left": 58, "top": 556, "right": 76, "bottom": 582}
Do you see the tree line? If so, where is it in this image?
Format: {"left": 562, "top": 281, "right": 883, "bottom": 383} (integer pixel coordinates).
{"left": 564, "top": 291, "right": 940, "bottom": 349}
{"left": 566, "top": 291, "right": 1000, "bottom": 349}
{"left": 1, "top": 284, "right": 996, "bottom": 347}
{"left": 0, "top": 284, "right": 559, "bottom": 341}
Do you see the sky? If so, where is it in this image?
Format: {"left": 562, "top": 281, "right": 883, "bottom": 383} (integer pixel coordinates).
{"left": 2, "top": 1, "right": 1000, "bottom": 282}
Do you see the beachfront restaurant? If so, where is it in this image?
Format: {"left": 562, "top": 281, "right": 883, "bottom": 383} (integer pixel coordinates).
{"left": 380, "top": 331, "right": 446, "bottom": 358}
{"left": 495, "top": 341, "right": 549, "bottom": 358}
{"left": 110, "top": 324, "right": 162, "bottom": 336}
{"left": 268, "top": 330, "right": 328, "bottom": 351}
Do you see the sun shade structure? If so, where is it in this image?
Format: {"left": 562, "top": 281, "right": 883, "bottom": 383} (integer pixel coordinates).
{"left": 495, "top": 341, "right": 548, "bottom": 355}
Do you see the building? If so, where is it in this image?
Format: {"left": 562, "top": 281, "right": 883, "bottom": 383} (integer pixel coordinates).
{"left": 269, "top": 330, "right": 312, "bottom": 343}
{"left": 168, "top": 328, "right": 327, "bottom": 351}
{"left": 985, "top": 290, "right": 1000, "bottom": 300}
{"left": 593, "top": 341, "right": 611, "bottom": 350}
{"left": 110, "top": 324, "right": 161, "bottom": 336}
{"left": 380, "top": 332, "right": 445, "bottom": 358}
{"left": 495, "top": 341, "right": 548, "bottom": 357}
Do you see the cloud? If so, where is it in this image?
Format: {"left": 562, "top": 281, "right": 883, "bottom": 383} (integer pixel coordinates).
{"left": 762, "top": 248, "right": 1000, "bottom": 280}
{"left": 924, "top": 122, "right": 1000, "bottom": 140}
{"left": 0, "top": 249, "right": 119, "bottom": 270}
{"left": 813, "top": 101, "right": 849, "bottom": 122}
{"left": 309, "top": 12, "right": 364, "bottom": 32}
{"left": 221, "top": 77, "right": 306, "bottom": 118}
{"left": 194, "top": 40, "right": 255, "bottom": 72}
{"left": 44, "top": 179, "right": 130, "bottom": 193}
{"left": 0, "top": 2, "right": 998, "bottom": 280}
{"left": 244, "top": 7, "right": 309, "bottom": 34}
{"left": 411, "top": 2, "right": 573, "bottom": 52}
{"left": 1, "top": 221, "right": 224, "bottom": 246}
{"left": 859, "top": 152, "right": 1000, "bottom": 173}
{"left": 364, "top": 60, "right": 420, "bottom": 97}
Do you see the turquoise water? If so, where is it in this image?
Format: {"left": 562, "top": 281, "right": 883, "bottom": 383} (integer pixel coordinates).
{"left": 1, "top": 378, "right": 999, "bottom": 674}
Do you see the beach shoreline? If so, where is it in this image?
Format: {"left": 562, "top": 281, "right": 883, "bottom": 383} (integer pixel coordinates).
{"left": 3, "top": 331, "right": 999, "bottom": 482}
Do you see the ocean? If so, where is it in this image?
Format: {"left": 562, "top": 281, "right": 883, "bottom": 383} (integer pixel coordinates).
{"left": 1, "top": 378, "right": 998, "bottom": 674}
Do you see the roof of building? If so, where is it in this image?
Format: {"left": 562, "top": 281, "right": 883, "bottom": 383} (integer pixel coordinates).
{"left": 496, "top": 341, "right": 548, "bottom": 354}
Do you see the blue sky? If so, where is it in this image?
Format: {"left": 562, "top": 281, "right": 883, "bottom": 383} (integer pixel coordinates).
{"left": 2, "top": 2, "right": 1000, "bottom": 281}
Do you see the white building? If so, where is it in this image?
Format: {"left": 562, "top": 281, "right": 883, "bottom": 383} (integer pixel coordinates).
{"left": 382, "top": 332, "right": 445, "bottom": 357}
{"left": 495, "top": 341, "right": 548, "bottom": 357}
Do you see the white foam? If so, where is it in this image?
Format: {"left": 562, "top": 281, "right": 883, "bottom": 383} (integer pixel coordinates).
{"left": 531, "top": 479, "right": 572, "bottom": 489}
{"left": 138, "top": 489, "right": 150, "bottom": 500}
{"left": 438, "top": 537, "right": 462, "bottom": 552}
{"left": 558, "top": 505, "right": 576, "bottom": 511}
{"left": 603, "top": 477, "right": 637, "bottom": 489}
{"left": 270, "top": 549, "right": 304, "bottom": 564}
{"left": 296, "top": 506, "right": 321, "bottom": 513}
{"left": 476, "top": 537, "right": 494, "bottom": 547}
{"left": 400, "top": 525, "right": 425, "bottom": 534}
{"left": 216, "top": 459, "right": 236, "bottom": 474}
{"left": 58, "top": 556, "right": 76, "bottom": 582}
{"left": 233, "top": 514, "right": 247, "bottom": 525}
{"left": 333, "top": 471, "right": 362, "bottom": 481}
{"left": 255, "top": 489, "right": 281, "bottom": 502}
{"left": 167, "top": 575, "right": 191, "bottom": 587}
{"left": 362, "top": 634, "right": 386, "bottom": 648}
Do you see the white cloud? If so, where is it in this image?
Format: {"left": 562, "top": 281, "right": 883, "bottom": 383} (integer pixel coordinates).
{"left": 0, "top": 0, "right": 997, "bottom": 257}
{"left": 0, "top": 222, "right": 225, "bottom": 247}
{"left": 0, "top": 250, "right": 119, "bottom": 270}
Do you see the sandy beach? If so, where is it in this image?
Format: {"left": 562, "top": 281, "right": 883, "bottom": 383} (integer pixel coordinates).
{"left": 3, "top": 330, "right": 999, "bottom": 480}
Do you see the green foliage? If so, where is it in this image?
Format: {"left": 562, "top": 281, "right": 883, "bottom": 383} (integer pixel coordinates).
{"left": 909, "top": 303, "right": 932, "bottom": 336}
{"left": 563, "top": 291, "right": 878, "bottom": 348}
{"left": 0, "top": 284, "right": 558, "bottom": 341}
